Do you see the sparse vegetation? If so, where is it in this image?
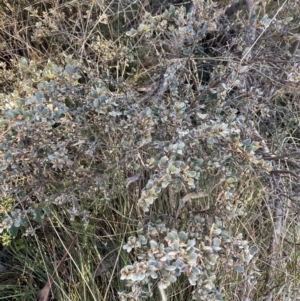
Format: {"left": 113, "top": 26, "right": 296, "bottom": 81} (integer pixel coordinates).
{"left": 1, "top": 0, "right": 300, "bottom": 300}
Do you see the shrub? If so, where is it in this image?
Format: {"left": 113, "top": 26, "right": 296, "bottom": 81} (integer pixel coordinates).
{"left": 1, "top": 1, "right": 300, "bottom": 300}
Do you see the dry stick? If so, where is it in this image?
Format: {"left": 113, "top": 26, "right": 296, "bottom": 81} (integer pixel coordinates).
{"left": 270, "top": 169, "right": 299, "bottom": 179}
{"left": 245, "top": 0, "right": 257, "bottom": 45}
{"left": 265, "top": 179, "right": 284, "bottom": 301}
{"left": 36, "top": 235, "right": 78, "bottom": 301}
{"left": 239, "top": 3, "right": 258, "bottom": 300}
{"left": 262, "top": 151, "right": 300, "bottom": 160}
{"left": 287, "top": 25, "right": 300, "bottom": 59}
{"left": 136, "top": 73, "right": 164, "bottom": 105}
{"left": 241, "top": 0, "right": 288, "bottom": 63}
{"left": 225, "top": 0, "right": 243, "bottom": 17}
{"left": 277, "top": 25, "right": 300, "bottom": 80}
{"left": 103, "top": 204, "right": 135, "bottom": 301}
{"left": 158, "top": 282, "right": 167, "bottom": 301}
{"left": 252, "top": 125, "right": 285, "bottom": 301}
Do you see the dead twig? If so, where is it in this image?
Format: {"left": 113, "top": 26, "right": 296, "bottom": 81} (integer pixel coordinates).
{"left": 270, "top": 169, "right": 299, "bottom": 179}
{"left": 262, "top": 151, "right": 300, "bottom": 160}
{"left": 36, "top": 235, "right": 78, "bottom": 301}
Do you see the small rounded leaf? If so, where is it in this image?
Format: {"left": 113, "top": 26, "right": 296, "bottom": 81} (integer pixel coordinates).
{"left": 249, "top": 245, "right": 259, "bottom": 255}
{"left": 234, "top": 265, "right": 244, "bottom": 273}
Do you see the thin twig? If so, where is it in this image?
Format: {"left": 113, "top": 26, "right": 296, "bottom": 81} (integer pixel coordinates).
{"left": 270, "top": 169, "right": 299, "bottom": 179}
{"left": 241, "top": 0, "right": 288, "bottom": 62}
{"left": 262, "top": 151, "right": 300, "bottom": 160}
{"left": 36, "top": 235, "right": 78, "bottom": 301}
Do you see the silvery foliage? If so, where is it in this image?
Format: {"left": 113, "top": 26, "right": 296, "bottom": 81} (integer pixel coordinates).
{"left": 119, "top": 220, "right": 259, "bottom": 301}
{"left": 1, "top": 1, "right": 299, "bottom": 299}
{"left": 118, "top": 5, "right": 267, "bottom": 301}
